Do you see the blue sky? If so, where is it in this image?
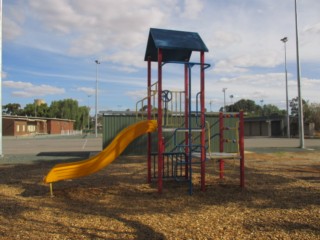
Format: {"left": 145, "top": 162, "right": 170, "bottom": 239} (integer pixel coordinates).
{"left": 3, "top": 0, "right": 320, "bottom": 114}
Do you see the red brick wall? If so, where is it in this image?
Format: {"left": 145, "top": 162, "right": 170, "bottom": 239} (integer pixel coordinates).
{"left": 47, "top": 120, "right": 74, "bottom": 134}
{"left": 3, "top": 117, "right": 74, "bottom": 136}
{"left": 15, "top": 120, "right": 28, "bottom": 136}
{"left": 2, "top": 118, "right": 28, "bottom": 136}
{"left": 2, "top": 118, "right": 14, "bottom": 136}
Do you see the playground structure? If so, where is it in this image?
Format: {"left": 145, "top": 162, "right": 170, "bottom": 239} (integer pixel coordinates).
{"left": 44, "top": 120, "right": 157, "bottom": 196}
{"left": 143, "top": 28, "right": 245, "bottom": 194}
{"left": 43, "top": 28, "right": 244, "bottom": 196}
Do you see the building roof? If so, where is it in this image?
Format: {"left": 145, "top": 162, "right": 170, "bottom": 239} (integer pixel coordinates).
{"left": 144, "top": 28, "right": 209, "bottom": 62}
{"left": 3, "top": 115, "right": 75, "bottom": 122}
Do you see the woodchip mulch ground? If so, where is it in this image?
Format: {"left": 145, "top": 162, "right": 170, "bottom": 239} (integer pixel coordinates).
{"left": 0, "top": 150, "right": 319, "bottom": 239}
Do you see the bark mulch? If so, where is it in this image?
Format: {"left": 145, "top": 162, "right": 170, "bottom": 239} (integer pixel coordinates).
{"left": 0, "top": 151, "right": 319, "bottom": 239}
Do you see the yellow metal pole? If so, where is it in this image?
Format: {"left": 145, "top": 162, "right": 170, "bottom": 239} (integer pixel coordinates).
{"left": 49, "top": 183, "right": 54, "bottom": 197}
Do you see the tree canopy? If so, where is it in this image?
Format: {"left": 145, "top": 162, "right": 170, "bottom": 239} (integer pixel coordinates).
{"left": 3, "top": 103, "right": 22, "bottom": 115}
{"left": 223, "top": 99, "right": 285, "bottom": 117}
{"left": 2, "top": 99, "right": 90, "bottom": 130}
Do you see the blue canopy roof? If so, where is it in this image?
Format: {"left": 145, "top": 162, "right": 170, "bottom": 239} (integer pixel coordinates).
{"left": 144, "top": 28, "right": 209, "bottom": 62}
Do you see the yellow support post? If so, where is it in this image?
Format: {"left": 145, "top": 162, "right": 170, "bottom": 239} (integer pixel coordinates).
{"left": 49, "top": 183, "right": 54, "bottom": 197}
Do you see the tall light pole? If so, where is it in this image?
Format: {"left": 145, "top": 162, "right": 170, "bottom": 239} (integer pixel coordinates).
{"left": 209, "top": 100, "right": 213, "bottom": 112}
{"left": 95, "top": 60, "right": 100, "bottom": 138}
{"left": 222, "top": 88, "right": 227, "bottom": 112}
{"left": 230, "top": 95, "right": 234, "bottom": 112}
{"left": 294, "top": 0, "right": 304, "bottom": 148}
{"left": 281, "top": 37, "right": 290, "bottom": 138}
{"left": 87, "top": 95, "right": 91, "bottom": 131}
{"left": 0, "top": 0, "right": 3, "bottom": 157}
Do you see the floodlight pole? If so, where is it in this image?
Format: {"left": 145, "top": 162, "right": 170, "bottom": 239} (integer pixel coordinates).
{"left": 281, "top": 37, "right": 290, "bottom": 138}
{"left": 95, "top": 60, "right": 100, "bottom": 138}
{"left": 222, "top": 88, "right": 227, "bottom": 112}
{"left": 294, "top": 0, "right": 304, "bottom": 148}
{"left": 87, "top": 95, "right": 91, "bottom": 130}
{"left": 0, "top": 0, "right": 3, "bottom": 157}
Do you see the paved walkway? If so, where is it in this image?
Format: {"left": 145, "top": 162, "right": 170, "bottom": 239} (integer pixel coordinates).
{"left": 0, "top": 135, "right": 102, "bottom": 164}
{"left": 245, "top": 137, "right": 320, "bottom": 149}
{"left": 1, "top": 135, "right": 320, "bottom": 164}
{"left": 2, "top": 135, "right": 103, "bottom": 155}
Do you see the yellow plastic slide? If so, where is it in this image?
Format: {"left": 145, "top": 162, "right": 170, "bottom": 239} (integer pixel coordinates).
{"left": 44, "top": 120, "right": 157, "bottom": 184}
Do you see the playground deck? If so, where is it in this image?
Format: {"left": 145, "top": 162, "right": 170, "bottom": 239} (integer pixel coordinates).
{"left": 0, "top": 138, "right": 319, "bottom": 239}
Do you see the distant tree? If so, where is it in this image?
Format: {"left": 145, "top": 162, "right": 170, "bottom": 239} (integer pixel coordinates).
{"left": 48, "top": 99, "right": 78, "bottom": 120}
{"left": 35, "top": 103, "right": 49, "bottom": 117}
{"left": 224, "top": 99, "right": 286, "bottom": 117}
{"left": 22, "top": 103, "right": 36, "bottom": 116}
{"left": 290, "top": 97, "right": 310, "bottom": 121}
{"left": 308, "top": 103, "right": 320, "bottom": 130}
{"left": 4, "top": 99, "right": 90, "bottom": 130}
{"left": 75, "top": 106, "right": 89, "bottom": 130}
{"left": 48, "top": 101, "right": 60, "bottom": 118}
{"left": 139, "top": 105, "right": 148, "bottom": 112}
{"left": 61, "top": 99, "right": 78, "bottom": 120}
{"left": 3, "top": 103, "right": 22, "bottom": 115}
{"left": 262, "top": 104, "right": 286, "bottom": 117}
{"left": 225, "top": 99, "right": 261, "bottom": 116}
{"left": 48, "top": 99, "right": 89, "bottom": 130}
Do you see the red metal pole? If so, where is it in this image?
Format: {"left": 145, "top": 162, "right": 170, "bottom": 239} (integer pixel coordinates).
{"left": 200, "top": 51, "right": 206, "bottom": 191}
{"left": 219, "top": 112, "right": 224, "bottom": 179}
{"left": 157, "top": 48, "right": 163, "bottom": 193}
{"left": 239, "top": 111, "right": 245, "bottom": 188}
{"left": 147, "top": 57, "right": 152, "bottom": 183}
{"left": 184, "top": 61, "right": 189, "bottom": 179}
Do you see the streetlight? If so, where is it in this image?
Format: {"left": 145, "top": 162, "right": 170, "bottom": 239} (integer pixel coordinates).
{"left": 95, "top": 60, "right": 100, "bottom": 138}
{"left": 260, "top": 99, "right": 264, "bottom": 116}
{"left": 294, "top": 0, "right": 304, "bottom": 148}
{"left": 87, "top": 95, "right": 91, "bottom": 130}
{"left": 209, "top": 100, "right": 213, "bottom": 112}
{"left": 222, "top": 88, "right": 227, "bottom": 112}
{"left": 281, "top": 37, "right": 290, "bottom": 138}
{"left": 230, "top": 95, "right": 234, "bottom": 112}
{"left": 0, "top": 0, "right": 3, "bottom": 157}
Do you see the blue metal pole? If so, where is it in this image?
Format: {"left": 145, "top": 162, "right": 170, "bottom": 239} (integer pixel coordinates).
{"left": 188, "top": 65, "right": 193, "bottom": 195}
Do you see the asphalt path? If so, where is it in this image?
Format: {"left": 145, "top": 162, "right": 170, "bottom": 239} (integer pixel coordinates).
{"left": 245, "top": 137, "right": 320, "bottom": 150}
{"left": 2, "top": 135, "right": 103, "bottom": 155}
{"left": 2, "top": 135, "right": 320, "bottom": 155}
{"left": 1, "top": 135, "right": 320, "bottom": 164}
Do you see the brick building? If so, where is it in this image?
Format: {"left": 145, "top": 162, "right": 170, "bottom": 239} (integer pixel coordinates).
{"left": 2, "top": 116, "right": 75, "bottom": 136}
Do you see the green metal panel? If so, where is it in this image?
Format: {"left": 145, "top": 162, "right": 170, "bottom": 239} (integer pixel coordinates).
{"left": 102, "top": 114, "right": 239, "bottom": 155}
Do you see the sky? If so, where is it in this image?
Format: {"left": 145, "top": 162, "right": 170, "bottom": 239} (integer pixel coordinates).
{"left": 2, "top": 0, "right": 320, "bottom": 114}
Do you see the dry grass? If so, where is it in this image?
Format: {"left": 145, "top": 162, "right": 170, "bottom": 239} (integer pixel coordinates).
{"left": 0, "top": 151, "right": 320, "bottom": 239}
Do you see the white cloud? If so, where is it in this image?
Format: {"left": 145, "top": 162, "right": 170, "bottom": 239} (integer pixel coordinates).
{"left": 102, "top": 50, "right": 146, "bottom": 70}
{"left": 218, "top": 73, "right": 286, "bottom": 87}
{"left": 2, "top": 71, "right": 7, "bottom": 79}
{"left": 208, "top": 31, "right": 242, "bottom": 49}
{"left": 28, "top": 0, "right": 91, "bottom": 34}
{"left": 180, "top": 0, "right": 204, "bottom": 19}
{"left": 76, "top": 87, "right": 95, "bottom": 95}
{"left": 126, "top": 90, "right": 147, "bottom": 101}
{"left": 303, "top": 22, "right": 320, "bottom": 34}
{"left": 26, "top": 0, "right": 166, "bottom": 58}
{"left": 3, "top": 17, "right": 22, "bottom": 40}
{"left": 213, "top": 50, "right": 282, "bottom": 75}
{"left": 3, "top": 0, "right": 320, "bottom": 110}
{"left": 231, "top": 51, "right": 282, "bottom": 68}
{"left": 3, "top": 80, "right": 33, "bottom": 89}
{"left": 4, "top": 81, "right": 65, "bottom": 98}
{"left": 213, "top": 60, "right": 248, "bottom": 74}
